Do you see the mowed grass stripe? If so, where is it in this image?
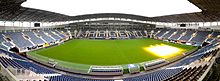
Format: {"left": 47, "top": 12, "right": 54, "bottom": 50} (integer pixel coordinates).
{"left": 31, "top": 38, "right": 196, "bottom": 66}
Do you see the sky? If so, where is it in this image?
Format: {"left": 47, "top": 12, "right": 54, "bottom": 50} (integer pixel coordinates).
{"left": 21, "top": 0, "right": 201, "bottom": 17}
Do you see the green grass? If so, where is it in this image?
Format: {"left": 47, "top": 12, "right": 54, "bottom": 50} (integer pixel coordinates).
{"left": 29, "top": 38, "right": 196, "bottom": 66}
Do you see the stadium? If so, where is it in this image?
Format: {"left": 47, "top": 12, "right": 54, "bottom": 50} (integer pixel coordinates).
{"left": 0, "top": 0, "right": 220, "bottom": 81}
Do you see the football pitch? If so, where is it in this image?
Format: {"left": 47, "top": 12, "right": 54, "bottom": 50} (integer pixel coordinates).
{"left": 29, "top": 38, "right": 196, "bottom": 66}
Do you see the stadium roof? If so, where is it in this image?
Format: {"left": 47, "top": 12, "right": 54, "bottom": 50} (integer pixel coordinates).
{"left": 70, "top": 13, "right": 151, "bottom": 21}
{"left": 189, "top": 0, "right": 220, "bottom": 12}
{"left": 0, "top": 0, "right": 71, "bottom": 22}
{"left": 0, "top": 0, "right": 220, "bottom": 22}
{"left": 150, "top": 12, "right": 220, "bottom": 22}
{"left": 0, "top": 0, "right": 26, "bottom": 5}
{"left": 151, "top": 0, "right": 220, "bottom": 22}
{"left": 0, "top": 7, "right": 71, "bottom": 22}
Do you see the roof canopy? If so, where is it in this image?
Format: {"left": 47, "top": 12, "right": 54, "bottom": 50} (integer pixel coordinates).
{"left": 0, "top": 0, "right": 220, "bottom": 22}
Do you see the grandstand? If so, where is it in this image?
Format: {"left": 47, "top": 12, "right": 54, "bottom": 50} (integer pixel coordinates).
{"left": 0, "top": 0, "right": 220, "bottom": 81}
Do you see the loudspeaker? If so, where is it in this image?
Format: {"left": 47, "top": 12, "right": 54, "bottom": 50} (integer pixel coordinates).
{"left": 34, "top": 23, "right": 40, "bottom": 27}
{"left": 180, "top": 24, "right": 186, "bottom": 27}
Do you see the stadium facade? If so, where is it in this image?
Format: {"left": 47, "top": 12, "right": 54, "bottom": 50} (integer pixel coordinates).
{"left": 0, "top": 0, "right": 220, "bottom": 81}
